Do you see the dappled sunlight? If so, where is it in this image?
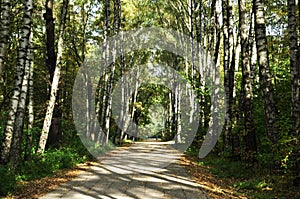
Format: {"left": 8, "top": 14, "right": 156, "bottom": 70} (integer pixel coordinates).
{"left": 40, "top": 142, "right": 208, "bottom": 199}
{"left": 99, "top": 142, "right": 181, "bottom": 174}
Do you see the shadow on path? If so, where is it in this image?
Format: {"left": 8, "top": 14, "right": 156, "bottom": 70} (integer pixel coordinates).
{"left": 40, "top": 142, "right": 209, "bottom": 199}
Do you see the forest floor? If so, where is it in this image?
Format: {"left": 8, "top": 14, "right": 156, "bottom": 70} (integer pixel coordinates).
{"left": 182, "top": 153, "right": 300, "bottom": 199}
{"left": 181, "top": 155, "right": 247, "bottom": 199}
{"left": 6, "top": 142, "right": 300, "bottom": 199}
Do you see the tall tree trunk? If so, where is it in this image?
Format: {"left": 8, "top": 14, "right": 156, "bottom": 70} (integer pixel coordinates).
{"left": 38, "top": 0, "right": 69, "bottom": 153}
{"left": 118, "top": 72, "right": 125, "bottom": 142}
{"left": 119, "top": 57, "right": 130, "bottom": 143}
{"left": 254, "top": 0, "right": 278, "bottom": 144}
{"left": 96, "top": 0, "right": 111, "bottom": 143}
{"left": 0, "top": 0, "right": 33, "bottom": 164}
{"left": 249, "top": 11, "right": 257, "bottom": 83}
{"left": 103, "top": 0, "right": 122, "bottom": 144}
{"left": 44, "top": 0, "right": 56, "bottom": 81}
{"left": 228, "top": 0, "right": 237, "bottom": 155}
{"left": 188, "top": 0, "right": 195, "bottom": 78}
{"left": 175, "top": 83, "right": 182, "bottom": 143}
{"left": 100, "top": 0, "right": 111, "bottom": 134}
{"left": 81, "top": 3, "right": 91, "bottom": 142}
{"left": 222, "top": 0, "right": 228, "bottom": 150}
{"left": 195, "top": 0, "right": 206, "bottom": 132}
{"left": 25, "top": 54, "right": 34, "bottom": 161}
{"left": 222, "top": 0, "right": 235, "bottom": 151}
{"left": 297, "top": 0, "right": 300, "bottom": 137}
{"left": 44, "top": 0, "right": 62, "bottom": 148}
{"left": 288, "top": 0, "right": 300, "bottom": 136}
{"left": 0, "top": 0, "right": 10, "bottom": 80}
{"left": 10, "top": 31, "right": 33, "bottom": 168}
{"left": 239, "top": 0, "right": 257, "bottom": 164}
{"left": 208, "top": 0, "right": 216, "bottom": 53}
{"left": 167, "top": 92, "right": 173, "bottom": 139}
{"left": 213, "top": 0, "right": 222, "bottom": 65}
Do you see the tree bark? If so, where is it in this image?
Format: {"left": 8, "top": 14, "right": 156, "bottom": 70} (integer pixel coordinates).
{"left": 10, "top": 31, "right": 33, "bottom": 168}
{"left": 38, "top": 0, "right": 69, "bottom": 153}
{"left": 298, "top": 0, "right": 300, "bottom": 137}
{"left": 0, "top": 0, "right": 10, "bottom": 80}
{"left": 222, "top": 0, "right": 235, "bottom": 151}
{"left": 288, "top": 0, "right": 300, "bottom": 136}
{"left": 249, "top": 11, "right": 257, "bottom": 81}
{"left": 0, "top": 0, "right": 33, "bottom": 164}
{"left": 100, "top": 0, "right": 111, "bottom": 134}
{"left": 44, "top": 0, "right": 56, "bottom": 81}
{"left": 239, "top": 0, "right": 257, "bottom": 164}
{"left": 43, "top": 0, "right": 62, "bottom": 148}
{"left": 254, "top": 0, "right": 278, "bottom": 144}
{"left": 25, "top": 53, "right": 34, "bottom": 161}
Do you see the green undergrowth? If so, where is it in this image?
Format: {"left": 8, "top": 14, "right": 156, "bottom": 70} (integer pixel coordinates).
{"left": 186, "top": 147, "right": 299, "bottom": 199}
{"left": 0, "top": 146, "right": 93, "bottom": 197}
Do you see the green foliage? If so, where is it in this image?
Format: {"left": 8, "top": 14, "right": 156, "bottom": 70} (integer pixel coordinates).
{"left": 0, "top": 147, "right": 90, "bottom": 196}
{"left": 233, "top": 180, "right": 270, "bottom": 190}
{"left": 0, "top": 121, "right": 92, "bottom": 196}
{"left": 0, "top": 165, "right": 16, "bottom": 196}
{"left": 17, "top": 147, "right": 88, "bottom": 182}
{"left": 204, "top": 155, "right": 253, "bottom": 178}
{"left": 277, "top": 136, "right": 299, "bottom": 173}
{"left": 186, "top": 145, "right": 200, "bottom": 156}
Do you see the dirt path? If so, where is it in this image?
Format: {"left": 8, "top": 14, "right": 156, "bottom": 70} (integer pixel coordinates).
{"left": 39, "top": 142, "right": 209, "bottom": 199}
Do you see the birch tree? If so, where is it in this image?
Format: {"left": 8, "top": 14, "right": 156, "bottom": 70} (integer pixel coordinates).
{"left": 0, "top": 0, "right": 33, "bottom": 163}
{"left": 44, "top": 0, "right": 62, "bottom": 146}
{"left": 99, "top": 0, "right": 111, "bottom": 136}
{"left": 38, "top": 0, "right": 69, "bottom": 153}
{"left": 288, "top": 0, "right": 300, "bottom": 136}
{"left": 0, "top": 0, "right": 10, "bottom": 79}
{"left": 222, "top": 0, "right": 235, "bottom": 151}
{"left": 254, "top": 0, "right": 278, "bottom": 144}
{"left": 239, "top": 0, "right": 257, "bottom": 164}
{"left": 25, "top": 53, "right": 34, "bottom": 161}
{"left": 106, "top": 0, "right": 121, "bottom": 143}
{"left": 10, "top": 33, "right": 33, "bottom": 168}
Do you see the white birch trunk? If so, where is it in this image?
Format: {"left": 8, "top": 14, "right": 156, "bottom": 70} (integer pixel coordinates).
{"left": 25, "top": 52, "right": 34, "bottom": 160}
{"left": 10, "top": 31, "right": 33, "bottom": 167}
{"left": 0, "top": 0, "right": 10, "bottom": 79}
{"left": 254, "top": 0, "right": 278, "bottom": 143}
{"left": 38, "top": 0, "right": 69, "bottom": 153}
{"left": 0, "top": 0, "right": 33, "bottom": 164}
